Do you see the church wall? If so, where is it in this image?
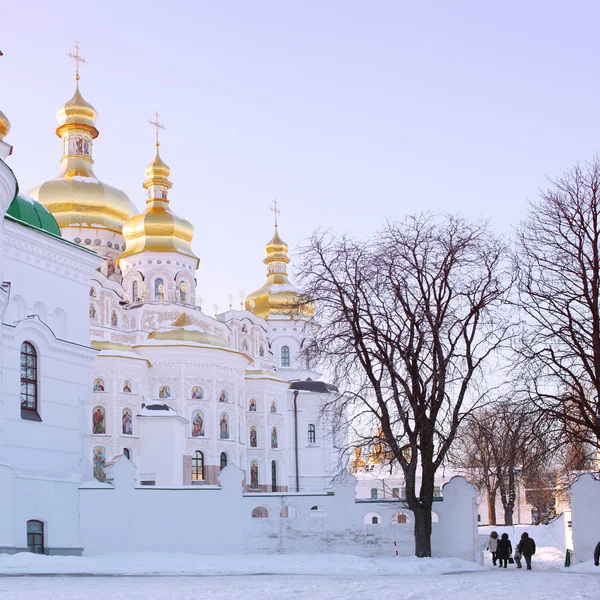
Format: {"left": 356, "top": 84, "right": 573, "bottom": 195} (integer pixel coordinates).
{"left": 78, "top": 459, "right": 478, "bottom": 559}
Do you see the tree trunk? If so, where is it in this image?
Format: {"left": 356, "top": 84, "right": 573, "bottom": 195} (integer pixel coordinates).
{"left": 503, "top": 505, "right": 514, "bottom": 526}
{"left": 413, "top": 502, "right": 433, "bottom": 558}
{"left": 487, "top": 488, "right": 497, "bottom": 525}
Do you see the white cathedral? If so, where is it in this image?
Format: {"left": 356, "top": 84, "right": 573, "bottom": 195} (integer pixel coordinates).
{"left": 0, "top": 63, "right": 340, "bottom": 555}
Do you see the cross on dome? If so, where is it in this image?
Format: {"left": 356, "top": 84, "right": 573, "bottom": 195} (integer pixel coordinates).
{"left": 271, "top": 199, "right": 282, "bottom": 228}
{"left": 148, "top": 111, "right": 166, "bottom": 145}
{"left": 67, "top": 40, "right": 87, "bottom": 81}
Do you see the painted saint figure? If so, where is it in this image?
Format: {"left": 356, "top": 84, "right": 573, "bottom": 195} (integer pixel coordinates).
{"left": 122, "top": 409, "right": 132, "bottom": 435}
{"left": 93, "top": 447, "right": 106, "bottom": 482}
{"left": 159, "top": 385, "right": 171, "bottom": 399}
{"left": 93, "top": 379, "right": 105, "bottom": 392}
{"left": 89, "top": 287, "right": 96, "bottom": 297}
{"left": 250, "top": 461, "right": 259, "bottom": 489}
{"left": 89, "top": 304, "right": 96, "bottom": 319}
{"left": 92, "top": 406, "right": 105, "bottom": 434}
{"left": 219, "top": 389, "right": 228, "bottom": 403}
{"left": 250, "top": 426, "right": 257, "bottom": 448}
{"left": 271, "top": 426, "right": 278, "bottom": 449}
{"left": 249, "top": 399, "right": 257, "bottom": 412}
{"left": 123, "top": 380, "right": 132, "bottom": 393}
{"left": 259, "top": 346, "right": 264, "bottom": 357}
{"left": 270, "top": 401, "right": 277, "bottom": 413}
{"left": 192, "top": 411, "right": 204, "bottom": 437}
{"left": 191, "top": 386, "right": 203, "bottom": 400}
{"left": 111, "top": 311, "right": 118, "bottom": 327}
{"left": 220, "top": 413, "right": 229, "bottom": 439}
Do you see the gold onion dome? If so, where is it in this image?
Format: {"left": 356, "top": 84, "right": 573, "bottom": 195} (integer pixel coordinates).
{"left": 0, "top": 109, "right": 11, "bottom": 141}
{"left": 118, "top": 144, "right": 199, "bottom": 265}
{"left": 245, "top": 225, "right": 315, "bottom": 319}
{"left": 28, "top": 81, "right": 137, "bottom": 233}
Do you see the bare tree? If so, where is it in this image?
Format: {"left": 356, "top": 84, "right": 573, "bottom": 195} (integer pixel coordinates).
{"left": 515, "top": 157, "right": 600, "bottom": 451}
{"left": 295, "top": 214, "right": 512, "bottom": 557}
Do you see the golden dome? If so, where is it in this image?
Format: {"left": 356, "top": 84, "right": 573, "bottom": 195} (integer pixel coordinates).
{"left": 29, "top": 81, "right": 137, "bottom": 234}
{"left": 56, "top": 81, "right": 99, "bottom": 137}
{"left": 147, "top": 314, "right": 229, "bottom": 347}
{"left": 0, "top": 109, "right": 11, "bottom": 141}
{"left": 118, "top": 144, "right": 199, "bottom": 265}
{"left": 349, "top": 448, "right": 366, "bottom": 473}
{"left": 245, "top": 225, "right": 315, "bottom": 319}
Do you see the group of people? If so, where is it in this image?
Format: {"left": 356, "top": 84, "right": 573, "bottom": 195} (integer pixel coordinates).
{"left": 488, "top": 531, "right": 536, "bottom": 570}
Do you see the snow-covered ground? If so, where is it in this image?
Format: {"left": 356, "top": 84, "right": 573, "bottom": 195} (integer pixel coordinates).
{"left": 0, "top": 551, "right": 598, "bottom": 600}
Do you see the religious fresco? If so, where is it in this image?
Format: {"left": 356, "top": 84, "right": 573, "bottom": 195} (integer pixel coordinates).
{"left": 191, "top": 410, "right": 204, "bottom": 437}
{"left": 219, "top": 413, "right": 229, "bottom": 439}
{"left": 271, "top": 426, "right": 278, "bottom": 449}
{"left": 68, "top": 135, "right": 91, "bottom": 157}
{"left": 250, "top": 426, "right": 257, "bottom": 448}
{"left": 250, "top": 461, "right": 259, "bottom": 489}
{"left": 106, "top": 259, "right": 116, "bottom": 278}
{"left": 241, "top": 324, "right": 247, "bottom": 333}
{"left": 89, "top": 304, "right": 96, "bottom": 319}
{"left": 270, "top": 401, "right": 277, "bottom": 413}
{"left": 218, "top": 389, "right": 229, "bottom": 403}
{"left": 111, "top": 311, "right": 118, "bottom": 327}
{"left": 242, "top": 340, "right": 249, "bottom": 353}
{"left": 89, "top": 287, "right": 96, "bottom": 298}
{"left": 191, "top": 386, "right": 204, "bottom": 400}
{"left": 93, "top": 447, "right": 106, "bottom": 482}
{"left": 123, "top": 380, "right": 132, "bottom": 393}
{"left": 249, "top": 399, "right": 257, "bottom": 412}
{"left": 154, "top": 278, "right": 164, "bottom": 300}
{"left": 92, "top": 406, "right": 106, "bottom": 434}
{"left": 259, "top": 345, "right": 265, "bottom": 357}
{"left": 159, "top": 385, "right": 171, "bottom": 399}
{"left": 179, "top": 281, "right": 187, "bottom": 303}
{"left": 93, "top": 378, "right": 105, "bottom": 392}
{"left": 122, "top": 409, "right": 133, "bottom": 435}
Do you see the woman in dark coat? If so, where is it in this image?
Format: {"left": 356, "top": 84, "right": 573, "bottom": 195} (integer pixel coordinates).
{"left": 496, "top": 533, "right": 512, "bottom": 568}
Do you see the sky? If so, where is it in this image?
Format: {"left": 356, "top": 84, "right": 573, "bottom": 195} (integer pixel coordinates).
{"left": 2, "top": 1, "right": 600, "bottom": 310}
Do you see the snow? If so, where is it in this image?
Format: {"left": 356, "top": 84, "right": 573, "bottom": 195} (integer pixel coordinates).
{"left": 0, "top": 552, "right": 481, "bottom": 577}
{"left": 71, "top": 176, "right": 100, "bottom": 184}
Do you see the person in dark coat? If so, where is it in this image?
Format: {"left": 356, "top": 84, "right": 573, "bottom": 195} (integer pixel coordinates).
{"left": 496, "top": 532, "right": 512, "bottom": 568}
{"left": 519, "top": 532, "right": 536, "bottom": 570}
{"left": 594, "top": 541, "right": 600, "bottom": 566}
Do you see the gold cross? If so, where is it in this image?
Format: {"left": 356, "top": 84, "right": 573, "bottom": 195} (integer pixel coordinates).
{"left": 67, "top": 40, "right": 87, "bottom": 81}
{"left": 147, "top": 111, "right": 166, "bottom": 145}
{"left": 271, "top": 199, "right": 282, "bottom": 227}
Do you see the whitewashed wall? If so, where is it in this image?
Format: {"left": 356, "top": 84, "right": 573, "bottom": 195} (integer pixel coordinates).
{"left": 569, "top": 474, "right": 600, "bottom": 564}
{"left": 79, "top": 461, "right": 479, "bottom": 560}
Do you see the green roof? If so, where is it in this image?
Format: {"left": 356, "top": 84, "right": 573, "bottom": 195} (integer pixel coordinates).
{"left": 7, "top": 193, "right": 61, "bottom": 237}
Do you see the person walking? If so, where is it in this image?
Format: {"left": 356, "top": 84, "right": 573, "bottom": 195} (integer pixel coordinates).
{"left": 514, "top": 541, "right": 523, "bottom": 569}
{"left": 496, "top": 533, "right": 512, "bottom": 568}
{"left": 519, "top": 532, "right": 536, "bottom": 570}
{"left": 487, "top": 531, "right": 499, "bottom": 566}
{"left": 594, "top": 541, "right": 600, "bottom": 566}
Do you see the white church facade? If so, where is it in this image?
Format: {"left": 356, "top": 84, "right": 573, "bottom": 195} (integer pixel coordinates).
{"left": 0, "top": 61, "right": 480, "bottom": 561}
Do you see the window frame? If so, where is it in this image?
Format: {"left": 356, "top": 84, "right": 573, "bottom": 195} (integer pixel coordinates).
{"left": 220, "top": 452, "right": 228, "bottom": 471}
{"left": 308, "top": 424, "right": 316, "bottom": 445}
{"left": 20, "top": 341, "right": 41, "bottom": 420}
{"left": 281, "top": 345, "right": 290, "bottom": 367}
{"left": 271, "top": 460, "right": 277, "bottom": 491}
{"left": 192, "top": 450, "right": 204, "bottom": 481}
{"left": 27, "top": 520, "right": 44, "bottom": 555}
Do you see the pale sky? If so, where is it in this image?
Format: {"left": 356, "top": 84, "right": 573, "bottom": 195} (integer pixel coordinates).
{"left": 2, "top": 1, "right": 600, "bottom": 310}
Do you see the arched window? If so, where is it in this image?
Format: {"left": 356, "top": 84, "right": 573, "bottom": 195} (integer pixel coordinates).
{"left": 20, "top": 342, "right": 38, "bottom": 412}
{"left": 220, "top": 452, "right": 228, "bottom": 471}
{"left": 271, "top": 460, "right": 277, "bottom": 491}
{"left": 192, "top": 451, "right": 204, "bottom": 481}
{"left": 123, "top": 448, "right": 131, "bottom": 460}
{"left": 179, "top": 281, "right": 187, "bottom": 303}
{"left": 308, "top": 424, "right": 316, "bottom": 444}
{"left": 392, "top": 487, "right": 400, "bottom": 498}
{"left": 132, "top": 281, "right": 139, "bottom": 302}
{"left": 281, "top": 345, "right": 290, "bottom": 367}
{"left": 372, "top": 516, "right": 379, "bottom": 524}
{"left": 27, "top": 520, "right": 44, "bottom": 554}
{"left": 154, "top": 278, "right": 164, "bottom": 300}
